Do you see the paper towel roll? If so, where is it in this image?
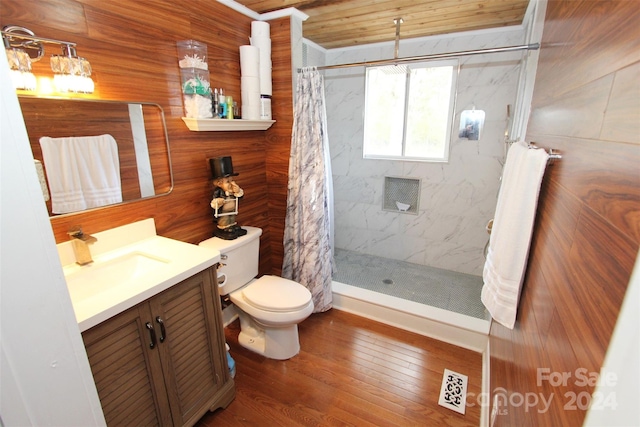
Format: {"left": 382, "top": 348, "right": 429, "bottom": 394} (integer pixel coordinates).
{"left": 251, "top": 21, "right": 270, "bottom": 38}
{"left": 239, "top": 45, "right": 260, "bottom": 77}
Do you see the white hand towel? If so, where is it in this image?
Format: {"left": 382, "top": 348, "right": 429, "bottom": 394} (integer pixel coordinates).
{"left": 39, "top": 134, "right": 122, "bottom": 214}
{"left": 481, "top": 141, "right": 549, "bottom": 329}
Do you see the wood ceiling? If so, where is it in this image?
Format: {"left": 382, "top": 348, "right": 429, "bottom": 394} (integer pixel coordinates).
{"left": 233, "top": 0, "right": 531, "bottom": 49}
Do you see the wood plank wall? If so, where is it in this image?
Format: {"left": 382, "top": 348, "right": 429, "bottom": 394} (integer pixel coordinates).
{"left": 490, "top": 1, "right": 640, "bottom": 425}
{"left": 1, "top": 0, "right": 295, "bottom": 277}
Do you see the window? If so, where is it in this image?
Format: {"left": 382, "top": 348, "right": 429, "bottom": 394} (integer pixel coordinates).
{"left": 363, "top": 60, "right": 458, "bottom": 162}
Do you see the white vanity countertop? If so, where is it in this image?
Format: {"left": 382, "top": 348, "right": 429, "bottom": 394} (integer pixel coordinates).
{"left": 57, "top": 219, "right": 220, "bottom": 332}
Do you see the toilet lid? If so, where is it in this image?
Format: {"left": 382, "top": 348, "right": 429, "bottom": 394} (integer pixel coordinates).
{"left": 242, "top": 275, "right": 312, "bottom": 312}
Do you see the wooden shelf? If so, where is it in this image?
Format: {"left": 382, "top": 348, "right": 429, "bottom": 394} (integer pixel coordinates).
{"left": 182, "top": 117, "right": 275, "bottom": 131}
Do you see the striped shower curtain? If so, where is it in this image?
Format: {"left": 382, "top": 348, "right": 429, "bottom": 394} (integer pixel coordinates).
{"left": 282, "top": 67, "right": 334, "bottom": 313}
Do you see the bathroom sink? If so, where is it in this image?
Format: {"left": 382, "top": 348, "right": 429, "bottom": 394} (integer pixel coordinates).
{"left": 58, "top": 219, "right": 221, "bottom": 331}
{"left": 64, "top": 251, "right": 170, "bottom": 303}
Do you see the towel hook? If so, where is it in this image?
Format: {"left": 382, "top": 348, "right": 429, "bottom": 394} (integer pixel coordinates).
{"left": 548, "top": 149, "right": 562, "bottom": 164}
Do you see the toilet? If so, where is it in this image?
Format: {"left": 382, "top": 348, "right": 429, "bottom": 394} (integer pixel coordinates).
{"left": 199, "top": 226, "right": 314, "bottom": 360}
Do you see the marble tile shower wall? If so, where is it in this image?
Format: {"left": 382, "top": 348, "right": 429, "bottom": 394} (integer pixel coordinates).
{"left": 321, "top": 28, "right": 525, "bottom": 276}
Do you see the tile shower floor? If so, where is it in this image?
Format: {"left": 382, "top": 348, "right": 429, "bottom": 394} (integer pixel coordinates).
{"left": 333, "top": 248, "right": 489, "bottom": 320}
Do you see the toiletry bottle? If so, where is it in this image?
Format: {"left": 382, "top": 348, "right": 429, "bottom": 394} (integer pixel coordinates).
{"left": 219, "top": 89, "right": 226, "bottom": 119}
{"left": 212, "top": 88, "right": 219, "bottom": 119}
{"left": 260, "top": 95, "right": 272, "bottom": 120}
{"left": 226, "top": 96, "right": 234, "bottom": 120}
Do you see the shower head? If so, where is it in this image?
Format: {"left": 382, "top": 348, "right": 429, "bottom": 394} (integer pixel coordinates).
{"left": 378, "top": 18, "right": 408, "bottom": 75}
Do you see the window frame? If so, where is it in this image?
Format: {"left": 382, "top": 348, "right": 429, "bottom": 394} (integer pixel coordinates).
{"left": 362, "top": 59, "right": 459, "bottom": 163}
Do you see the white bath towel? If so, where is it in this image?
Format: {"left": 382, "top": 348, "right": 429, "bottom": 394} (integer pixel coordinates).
{"left": 481, "top": 141, "right": 549, "bottom": 329}
{"left": 39, "top": 134, "right": 122, "bottom": 214}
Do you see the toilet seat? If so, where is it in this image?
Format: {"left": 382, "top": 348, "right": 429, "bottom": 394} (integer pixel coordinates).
{"left": 242, "top": 275, "right": 312, "bottom": 312}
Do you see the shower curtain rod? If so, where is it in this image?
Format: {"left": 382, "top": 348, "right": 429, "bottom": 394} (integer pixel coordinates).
{"left": 299, "top": 43, "right": 540, "bottom": 72}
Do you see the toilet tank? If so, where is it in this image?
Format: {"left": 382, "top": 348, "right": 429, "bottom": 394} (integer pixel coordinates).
{"left": 198, "top": 226, "right": 262, "bottom": 295}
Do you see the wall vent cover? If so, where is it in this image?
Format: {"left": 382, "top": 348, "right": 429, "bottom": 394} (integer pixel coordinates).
{"left": 383, "top": 176, "right": 420, "bottom": 214}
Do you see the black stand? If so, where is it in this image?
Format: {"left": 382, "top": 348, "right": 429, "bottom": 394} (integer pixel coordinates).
{"left": 214, "top": 226, "right": 247, "bottom": 240}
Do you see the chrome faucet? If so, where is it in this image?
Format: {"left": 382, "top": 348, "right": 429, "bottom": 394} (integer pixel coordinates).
{"left": 68, "top": 226, "right": 97, "bottom": 265}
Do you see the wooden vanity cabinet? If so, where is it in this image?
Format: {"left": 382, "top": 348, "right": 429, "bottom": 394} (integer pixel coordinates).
{"left": 82, "top": 266, "right": 235, "bottom": 426}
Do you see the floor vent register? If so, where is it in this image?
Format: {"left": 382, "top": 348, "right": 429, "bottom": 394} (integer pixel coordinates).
{"left": 438, "top": 368, "right": 468, "bottom": 415}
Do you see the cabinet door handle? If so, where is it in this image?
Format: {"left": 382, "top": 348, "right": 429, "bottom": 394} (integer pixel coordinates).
{"left": 145, "top": 322, "right": 157, "bottom": 349}
{"left": 156, "top": 316, "right": 166, "bottom": 343}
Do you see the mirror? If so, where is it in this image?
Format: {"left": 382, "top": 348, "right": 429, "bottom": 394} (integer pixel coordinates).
{"left": 458, "top": 109, "right": 485, "bottom": 141}
{"left": 19, "top": 96, "right": 173, "bottom": 216}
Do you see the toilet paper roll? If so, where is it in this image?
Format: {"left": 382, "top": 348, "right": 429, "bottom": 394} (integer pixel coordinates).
{"left": 242, "top": 103, "right": 260, "bottom": 120}
{"left": 250, "top": 39, "right": 272, "bottom": 96}
{"left": 241, "top": 73, "right": 261, "bottom": 119}
{"left": 239, "top": 45, "right": 260, "bottom": 77}
{"left": 250, "top": 39, "right": 271, "bottom": 62}
{"left": 251, "top": 21, "right": 270, "bottom": 39}
{"left": 241, "top": 91, "right": 260, "bottom": 109}
{"left": 241, "top": 94, "right": 260, "bottom": 113}
{"left": 241, "top": 90, "right": 261, "bottom": 114}
{"left": 248, "top": 30, "right": 272, "bottom": 96}
{"left": 258, "top": 48, "right": 271, "bottom": 68}
{"left": 217, "top": 273, "right": 227, "bottom": 287}
{"left": 259, "top": 68, "right": 272, "bottom": 96}
{"left": 250, "top": 36, "right": 271, "bottom": 49}
{"left": 242, "top": 93, "right": 261, "bottom": 110}
{"left": 241, "top": 76, "right": 260, "bottom": 100}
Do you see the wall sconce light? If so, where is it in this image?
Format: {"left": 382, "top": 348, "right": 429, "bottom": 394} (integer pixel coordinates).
{"left": 2, "top": 28, "right": 36, "bottom": 90}
{"left": 50, "top": 44, "right": 94, "bottom": 93}
{"left": 1, "top": 25, "right": 94, "bottom": 94}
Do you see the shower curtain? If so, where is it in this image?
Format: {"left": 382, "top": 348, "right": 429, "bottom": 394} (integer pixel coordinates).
{"left": 282, "top": 67, "right": 334, "bottom": 313}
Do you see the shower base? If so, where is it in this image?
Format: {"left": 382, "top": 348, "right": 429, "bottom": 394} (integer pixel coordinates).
{"left": 331, "top": 249, "right": 490, "bottom": 351}
{"left": 333, "top": 248, "right": 489, "bottom": 319}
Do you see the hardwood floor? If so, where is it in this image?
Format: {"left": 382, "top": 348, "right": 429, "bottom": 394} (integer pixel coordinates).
{"left": 198, "top": 309, "right": 482, "bottom": 426}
